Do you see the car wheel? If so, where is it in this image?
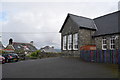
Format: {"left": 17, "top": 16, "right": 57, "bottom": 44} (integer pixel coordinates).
{"left": 6, "top": 59, "right": 9, "bottom": 63}
{"left": 2, "top": 61, "right": 5, "bottom": 64}
{"left": 15, "top": 60, "right": 18, "bottom": 62}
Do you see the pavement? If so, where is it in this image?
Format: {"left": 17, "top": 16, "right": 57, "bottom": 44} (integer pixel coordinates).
{"left": 0, "top": 64, "right": 2, "bottom": 79}
{"left": 2, "top": 57, "right": 119, "bottom": 78}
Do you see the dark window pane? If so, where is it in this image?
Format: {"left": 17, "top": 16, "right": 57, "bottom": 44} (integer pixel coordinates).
{"left": 103, "top": 45, "right": 107, "bottom": 49}
{"left": 113, "top": 45, "right": 115, "bottom": 49}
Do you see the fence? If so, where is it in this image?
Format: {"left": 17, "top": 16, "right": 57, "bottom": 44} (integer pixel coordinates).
{"left": 80, "top": 50, "right": 120, "bottom": 64}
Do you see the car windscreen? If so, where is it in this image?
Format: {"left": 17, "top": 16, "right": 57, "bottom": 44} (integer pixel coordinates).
{"left": 2, "top": 54, "right": 10, "bottom": 57}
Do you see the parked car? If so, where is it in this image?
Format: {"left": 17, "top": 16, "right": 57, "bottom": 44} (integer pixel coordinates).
{"left": 0, "top": 55, "right": 5, "bottom": 64}
{"left": 10, "top": 53, "right": 20, "bottom": 62}
{"left": 2, "top": 53, "right": 19, "bottom": 63}
{"left": 18, "top": 54, "right": 26, "bottom": 60}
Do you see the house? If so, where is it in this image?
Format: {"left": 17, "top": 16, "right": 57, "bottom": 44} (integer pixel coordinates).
{"left": 6, "top": 39, "right": 37, "bottom": 54}
{"left": 40, "top": 46, "right": 57, "bottom": 53}
{"left": 0, "top": 41, "right": 14, "bottom": 53}
{"left": 0, "top": 36, "right": 14, "bottom": 53}
{"left": 59, "top": 11, "right": 120, "bottom": 57}
{"left": 0, "top": 41, "right": 5, "bottom": 50}
{"left": 0, "top": 35, "right": 4, "bottom": 50}
{"left": 0, "top": 41, "right": 5, "bottom": 53}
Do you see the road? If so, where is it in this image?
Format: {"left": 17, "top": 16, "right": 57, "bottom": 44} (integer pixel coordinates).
{"left": 2, "top": 57, "right": 119, "bottom": 78}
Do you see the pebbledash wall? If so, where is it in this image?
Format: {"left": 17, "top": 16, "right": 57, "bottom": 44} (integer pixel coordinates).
{"left": 94, "top": 34, "right": 120, "bottom": 50}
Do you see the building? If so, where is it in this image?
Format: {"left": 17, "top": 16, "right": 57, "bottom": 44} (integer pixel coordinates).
{"left": 0, "top": 41, "right": 4, "bottom": 50}
{"left": 0, "top": 35, "right": 14, "bottom": 53}
{"left": 6, "top": 39, "right": 37, "bottom": 54}
{"left": 0, "top": 35, "right": 4, "bottom": 53}
{"left": 59, "top": 11, "right": 120, "bottom": 56}
{"left": 40, "top": 46, "right": 57, "bottom": 53}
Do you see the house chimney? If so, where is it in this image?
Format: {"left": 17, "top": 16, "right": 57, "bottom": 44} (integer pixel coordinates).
{"left": 9, "top": 38, "right": 13, "bottom": 45}
{"left": 51, "top": 46, "right": 54, "bottom": 49}
{"left": 30, "top": 41, "right": 33, "bottom": 45}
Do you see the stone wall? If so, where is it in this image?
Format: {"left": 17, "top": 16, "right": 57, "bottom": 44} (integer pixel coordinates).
{"left": 95, "top": 34, "right": 120, "bottom": 50}
{"left": 61, "top": 20, "right": 96, "bottom": 56}
{"left": 117, "top": 35, "right": 120, "bottom": 49}
{"left": 61, "top": 17, "right": 79, "bottom": 36}
{"left": 61, "top": 17, "right": 79, "bottom": 56}
{"left": 62, "top": 50, "right": 80, "bottom": 57}
{"left": 79, "top": 28, "right": 95, "bottom": 48}
{"left": 61, "top": 16, "right": 97, "bottom": 56}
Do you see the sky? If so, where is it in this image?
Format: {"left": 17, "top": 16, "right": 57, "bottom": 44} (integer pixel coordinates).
{"left": 0, "top": 0, "right": 119, "bottom": 49}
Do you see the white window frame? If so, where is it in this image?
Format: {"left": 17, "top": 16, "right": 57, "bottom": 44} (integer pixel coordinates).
{"left": 102, "top": 37, "right": 107, "bottom": 50}
{"left": 110, "top": 36, "right": 115, "bottom": 50}
{"left": 68, "top": 34, "right": 72, "bottom": 50}
{"left": 73, "top": 33, "right": 78, "bottom": 50}
{"left": 63, "top": 36, "right": 67, "bottom": 50}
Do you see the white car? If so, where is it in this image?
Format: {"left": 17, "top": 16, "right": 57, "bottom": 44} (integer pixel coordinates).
{"left": 0, "top": 55, "right": 5, "bottom": 64}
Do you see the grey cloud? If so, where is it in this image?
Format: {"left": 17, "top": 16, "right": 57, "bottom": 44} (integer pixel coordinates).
{"left": 1, "top": 2, "right": 118, "bottom": 49}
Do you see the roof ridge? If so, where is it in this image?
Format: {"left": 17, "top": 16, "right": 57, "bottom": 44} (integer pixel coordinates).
{"left": 68, "top": 13, "right": 97, "bottom": 30}
{"left": 68, "top": 13, "right": 93, "bottom": 20}
{"left": 13, "top": 42, "right": 31, "bottom": 44}
{"left": 94, "top": 10, "right": 119, "bottom": 20}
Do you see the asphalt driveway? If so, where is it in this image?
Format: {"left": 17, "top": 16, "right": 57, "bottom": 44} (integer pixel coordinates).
{"left": 2, "top": 57, "right": 119, "bottom": 78}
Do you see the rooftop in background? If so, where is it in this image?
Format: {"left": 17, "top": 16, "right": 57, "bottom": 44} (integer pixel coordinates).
{"left": 40, "top": 46, "right": 57, "bottom": 53}
{"left": 6, "top": 39, "right": 37, "bottom": 52}
{"left": 12, "top": 42, "right": 37, "bottom": 51}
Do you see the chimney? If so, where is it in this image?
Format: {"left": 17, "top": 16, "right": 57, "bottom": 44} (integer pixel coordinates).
{"left": 9, "top": 38, "right": 13, "bottom": 45}
{"left": 51, "top": 46, "right": 54, "bottom": 49}
{"left": 30, "top": 41, "right": 34, "bottom": 45}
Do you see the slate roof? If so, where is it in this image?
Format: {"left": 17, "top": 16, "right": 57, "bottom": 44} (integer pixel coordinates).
{"left": 93, "top": 11, "right": 120, "bottom": 36}
{"left": 60, "top": 11, "right": 120, "bottom": 36}
{"left": 69, "top": 14, "right": 97, "bottom": 30}
{"left": 59, "top": 13, "right": 97, "bottom": 33}
{"left": 12, "top": 42, "right": 37, "bottom": 51}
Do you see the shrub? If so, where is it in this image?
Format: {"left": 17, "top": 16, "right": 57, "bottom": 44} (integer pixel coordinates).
{"left": 28, "top": 50, "right": 41, "bottom": 58}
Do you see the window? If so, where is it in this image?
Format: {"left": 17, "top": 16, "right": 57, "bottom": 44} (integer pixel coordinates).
{"left": 102, "top": 37, "right": 107, "bottom": 50}
{"left": 73, "top": 33, "right": 78, "bottom": 50}
{"left": 68, "top": 35, "right": 72, "bottom": 50}
{"left": 17, "top": 46, "right": 21, "bottom": 48}
{"left": 63, "top": 36, "right": 67, "bottom": 50}
{"left": 110, "top": 36, "right": 115, "bottom": 50}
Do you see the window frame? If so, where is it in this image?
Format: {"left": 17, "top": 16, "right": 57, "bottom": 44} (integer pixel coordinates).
{"left": 68, "top": 34, "right": 72, "bottom": 50}
{"left": 73, "top": 33, "right": 78, "bottom": 50}
{"left": 102, "top": 37, "right": 107, "bottom": 50}
{"left": 110, "top": 36, "right": 115, "bottom": 50}
{"left": 63, "top": 36, "right": 67, "bottom": 50}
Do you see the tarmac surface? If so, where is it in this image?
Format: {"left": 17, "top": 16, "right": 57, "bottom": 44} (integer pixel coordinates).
{"left": 2, "top": 57, "right": 119, "bottom": 78}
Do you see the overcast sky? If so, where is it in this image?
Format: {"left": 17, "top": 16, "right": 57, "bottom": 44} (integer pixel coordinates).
{"left": 0, "top": 0, "right": 119, "bottom": 49}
